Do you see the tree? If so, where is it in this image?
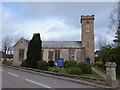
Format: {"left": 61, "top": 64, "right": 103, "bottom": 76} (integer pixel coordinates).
{"left": 109, "top": 1, "right": 120, "bottom": 46}
{"left": 97, "top": 34, "right": 108, "bottom": 50}
{"left": 2, "top": 36, "right": 13, "bottom": 62}
{"left": 100, "top": 45, "right": 112, "bottom": 65}
{"left": 26, "top": 33, "right": 42, "bottom": 69}
{"left": 113, "top": 29, "right": 120, "bottom": 46}
{"left": 100, "top": 46, "right": 120, "bottom": 75}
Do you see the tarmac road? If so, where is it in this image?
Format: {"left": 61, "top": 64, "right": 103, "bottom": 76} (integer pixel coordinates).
{"left": 2, "top": 66, "right": 111, "bottom": 90}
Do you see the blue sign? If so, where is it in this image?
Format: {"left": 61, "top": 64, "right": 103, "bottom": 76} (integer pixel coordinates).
{"left": 57, "top": 58, "right": 64, "bottom": 67}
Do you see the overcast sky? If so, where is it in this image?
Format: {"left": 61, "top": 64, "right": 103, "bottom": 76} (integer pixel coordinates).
{"left": 2, "top": 2, "right": 117, "bottom": 50}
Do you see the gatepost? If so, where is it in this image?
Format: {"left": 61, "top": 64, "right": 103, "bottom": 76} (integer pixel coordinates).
{"left": 105, "top": 62, "right": 118, "bottom": 89}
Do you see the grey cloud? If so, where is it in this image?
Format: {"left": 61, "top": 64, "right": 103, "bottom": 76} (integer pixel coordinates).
{"left": 2, "top": 2, "right": 115, "bottom": 50}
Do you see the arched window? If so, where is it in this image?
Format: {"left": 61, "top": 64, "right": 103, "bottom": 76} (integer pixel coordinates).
{"left": 87, "top": 41, "right": 89, "bottom": 47}
{"left": 86, "top": 20, "right": 90, "bottom": 32}
{"left": 19, "top": 49, "right": 24, "bottom": 61}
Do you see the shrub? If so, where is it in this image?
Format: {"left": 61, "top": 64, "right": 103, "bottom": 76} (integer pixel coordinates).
{"left": 37, "top": 61, "right": 49, "bottom": 70}
{"left": 21, "top": 60, "right": 27, "bottom": 67}
{"left": 96, "top": 61, "right": 104, "bottom": 68}
{"left": 3, "top": 60, "right": 13, "bottom": 66}
{"left": 52, "top": 66, "right": 59, "bottom": 73}
{"left": 48, "top": 61, "right": 55, "bottom": 67}
{"left": 65, "top": 67, "right": 82, "bottom": 75}
{"left": 64, "top": 60, "right": 77, "bottom": 68}
{"left": 77, "top": 62, "right": 92, "bottom": 74}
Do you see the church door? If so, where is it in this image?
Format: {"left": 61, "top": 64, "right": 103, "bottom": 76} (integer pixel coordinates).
{"left": 86, "top": 58, "right": 90, "bottom": 64}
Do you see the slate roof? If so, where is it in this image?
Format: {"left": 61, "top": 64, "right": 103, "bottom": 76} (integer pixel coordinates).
{"left": 14, "top": 38, "right": 83, "bottom": 49}
{"left": 42, "top": 41, "right": 83, "bottom": 49}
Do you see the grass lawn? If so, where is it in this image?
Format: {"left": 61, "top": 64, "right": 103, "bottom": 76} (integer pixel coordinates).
{"left": 48, "top": 67, "right": 102, "bottom": 78}
{"left": 80, "top": 71, "right": 102, "bottom": 78}
{"left": 95, "top": 66, "right": 106, "bottom": 73}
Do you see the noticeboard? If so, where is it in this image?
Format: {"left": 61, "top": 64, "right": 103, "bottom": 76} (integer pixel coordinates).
{"left": 57, "top": 58, "right": 64, "bottom": 67}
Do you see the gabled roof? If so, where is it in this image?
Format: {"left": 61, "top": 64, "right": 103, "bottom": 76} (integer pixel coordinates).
{"left": 13, "top": 37, "right": 29, "bottom": 47}
{"left": 14, "top": 38, "right": 83, "bottom": 49}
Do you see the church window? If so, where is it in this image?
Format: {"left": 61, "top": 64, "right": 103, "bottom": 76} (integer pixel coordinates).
{"left": 19, "top": 49, "right": 24, "bottom": 61}
{"left": 48, "top": 51, "right": 53, "bottom": 61}
{"left": 55, "top": 50, "right": 60, "bottom": 61}
{"left": 69, "top": 50, "right": 75, "bottom": 60}
{"left": 87, "top": 41, "right": 89, "bottom": 47}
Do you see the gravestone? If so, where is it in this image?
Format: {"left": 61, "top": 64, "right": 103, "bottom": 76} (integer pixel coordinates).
{"left": 105, "top": 62, "right": 118, "bottom": 89}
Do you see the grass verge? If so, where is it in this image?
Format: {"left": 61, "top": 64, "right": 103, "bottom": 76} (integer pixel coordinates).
{"left": 81, "top": 71, "right": 102, "bottom": 78}
{"left": 48, "top": 67, "right": 102, "bottom": 78}
{"left": 95, "top": 66, "right": 106, "bottom": 73}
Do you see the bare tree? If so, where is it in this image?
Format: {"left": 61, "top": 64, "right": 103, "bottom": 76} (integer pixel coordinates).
{"left": 109, "top": 1, "right": 120, "bottom": 46}
{"left": 97, "top": 35, "right": 108, "bottom": 50}
{"left": 2, "top": 36, "right": 13, "bottom": 62}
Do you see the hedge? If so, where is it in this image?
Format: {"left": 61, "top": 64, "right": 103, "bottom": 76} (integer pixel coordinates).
{"left": 21, "top": 59, "right": 27, "bottom": 67}
{"left": 64, "top": 60, "right": 77, "bottom": 68}
{"left": 77, "top": 62, "right": 92, "bottom": 74}
{"left": 96, "top": 61, "right": 104, "bottom": 68}
{"left": 65, "top": 67, "right": 82, "bottom": 75}
{"left": 37, "top": 61, "right": 49, "bottom": 70}
{"left": 48, "top": 61, "right": 55, "bottom": 67}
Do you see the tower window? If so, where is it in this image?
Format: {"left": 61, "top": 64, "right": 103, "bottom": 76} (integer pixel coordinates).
{"left": 86, "top": 20, "right": 90, "bottom": 32}
{"left": 87, "top": 41, "right": 89, "bottom": 47}
{"left": 86, "top": 24, "right": 90, "bottom": 29}
{"left": 86, "top": 28, "right": 89, "bottom": 32}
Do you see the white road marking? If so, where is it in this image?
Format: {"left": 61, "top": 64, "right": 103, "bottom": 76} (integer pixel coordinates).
{"left": 0, "top": 69, "right": 4, "bottom": 71}
{"left": 25, "top": 78, "right": 51, "bottom": 88}
{"left": 7, "top": 72, "right": 19, "bottom": 77}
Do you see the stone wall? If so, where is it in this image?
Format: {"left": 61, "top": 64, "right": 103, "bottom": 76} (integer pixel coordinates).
{"left": 42, "top": 48, "right": 82, "bottom": 62}
{"left": 13, "top": 38, "right": 28, "bottom": 66}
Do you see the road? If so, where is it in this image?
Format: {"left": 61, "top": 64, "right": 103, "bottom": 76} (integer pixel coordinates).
{"left": 1, "top": 66, "right": 110, "bottom": 90}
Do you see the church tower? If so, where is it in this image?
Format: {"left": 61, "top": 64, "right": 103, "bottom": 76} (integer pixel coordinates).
{"left": 81, "top": 15, "right": 95, "bottom": 64}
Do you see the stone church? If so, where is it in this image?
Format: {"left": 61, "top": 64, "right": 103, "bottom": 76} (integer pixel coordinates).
{"left": 13, "top": 15, "right": 95, "bottom": 66}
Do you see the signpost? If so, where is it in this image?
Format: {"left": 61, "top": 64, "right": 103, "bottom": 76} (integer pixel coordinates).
{"left": 57, "top": 58, "right": 64, "bottom": 67}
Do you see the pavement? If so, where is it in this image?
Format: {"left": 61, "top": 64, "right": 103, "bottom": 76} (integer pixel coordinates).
{"left": 92, "top": 67, "right": 106, "bottom": 79}
{"left": 1, "top": 66, "right": 112, "bottom": 90}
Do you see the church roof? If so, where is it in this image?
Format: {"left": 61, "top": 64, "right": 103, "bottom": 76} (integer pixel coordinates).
{"left": 14, "top": 38, "right": 83, "bottom": 49}
{"left": 42, "top": 41, "right": 83, "bottom": 49}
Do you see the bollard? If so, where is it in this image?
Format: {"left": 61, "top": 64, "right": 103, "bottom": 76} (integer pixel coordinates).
{"left": 105, "top": 62, "right": 119, "bottom": 89}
